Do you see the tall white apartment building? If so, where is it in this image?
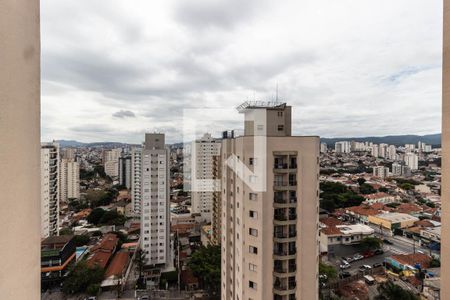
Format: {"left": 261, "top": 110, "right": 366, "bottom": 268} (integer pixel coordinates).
{"left": 221, "top": 102, "right": 319, "bottom": 300}
{"left": 373, "top": 166, "right": 389, "bottom": 179}
{"left": 131, "top": 147, "right": 142, "bottom": 214}
{"left": 404, "top": 153, "right": 419, "bottom": 171}
{"left": 371, "top": 144, "right": 379, "bottom": 157}
{"left": 191, "top": 133, "right": 221, "bottom": 222}
{"left": 379, "top": 143, "right": 388, "bottom": 158}
{"left": 351, "top": 141, "right": 365, "bottom": 152}
{"left": 387, "top": 145, "right": 397, "bottom": 160}
{"left": 41, "top": 143, "right": 60, "bottom": 238}
{"left": 62, "top": 147, "right": 76, "bottom": 160}
{"left": 405, "top": 144, "right": 415, "bottom": 152}
{"left": 140, "top": 134, "right": 170, "bottom": 267}
{"left": 60, "top": 158, "right": 80, "bottom": 201}
{"left": 335, "top": 141, "right": 350, "bottom": 154}
{"left": 320, "top": 142, "right": 328, "bottom": 153}
{"left": 391, "top": 162, "right": 402, "bottom": 176}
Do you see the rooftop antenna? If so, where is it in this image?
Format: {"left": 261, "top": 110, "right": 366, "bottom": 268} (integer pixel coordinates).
{"left": 276, "top": 82, "right": 279, "bottom": 102}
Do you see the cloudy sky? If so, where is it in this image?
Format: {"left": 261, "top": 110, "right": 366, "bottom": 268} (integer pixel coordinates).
{"left": 41, "top": 0, "right": 443, "bottom": 144}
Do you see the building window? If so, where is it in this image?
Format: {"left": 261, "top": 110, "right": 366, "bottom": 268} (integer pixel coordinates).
{"left": 249, "top": 193, "right": 257, "bottom": 201}
{"left": 249, "top": 246, "right": 258, "bottom": 254}
{"left": 249, "top": 157, "right": 254, "bottom": 165}
{"left": 249, "top": 281, "right": 257, "bottom": 289}
{"left": 249, "top": 228, "right": 258, "bottom": 237}
{"left": 278, "top": 125, "right": 284, "bottom": 131}
{"left": 249, "top": 263, "right": 257, "bottom": 272}
{"left": 278, "top": 111, "right": 283, "bottom": 117}
{"left": 249, "top": 210, "right": 258, "bottom": 219}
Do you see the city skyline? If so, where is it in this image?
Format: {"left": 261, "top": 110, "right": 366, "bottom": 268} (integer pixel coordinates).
{"left": 41, "top": 0, "right": 442, "bottom": 143}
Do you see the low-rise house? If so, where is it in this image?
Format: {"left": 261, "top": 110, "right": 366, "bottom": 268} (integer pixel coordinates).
{"left": 364, "top": 192, "right": 396, "bottom": 205}
{"left": 86, "top": 233, "right": 118, "bottom": 269}
{"left": 345, "top": 205, "right": 380, "bottom": 223}
{"left": 101, "top": 251, "right": 130, "bottom": 288}
{"left": 384, "top": 253, "right": 432, "bottom": 271}
{"left": 368, "top": 213, "right": 419, "bottom": 232}
{"left": 41, "top": 235, "right": 76, "bottom": 289}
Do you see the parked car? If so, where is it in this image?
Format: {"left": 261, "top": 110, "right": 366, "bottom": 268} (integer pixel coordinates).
{"left": 373, "top": 263, "right": 383, "bottom": 268}
{"left": 345, "top": 256, "right": 354, "bottom": 263}
{"left": 340, "top": 262, "right": 351, "bottom": 269}
{"left": 364, "top": 275, "right": 375, "bottom": 285}
{"left": 374, "top": 249, "right": 384, "bottom": 255}
{"left": 353, "top": 254, "right": 364, "bottom": 261}
{"left": 339, "top": 271, "right": 352, "bottom": 279}
{"left": 383, "top": 239, "right": 393, "bottom": 245}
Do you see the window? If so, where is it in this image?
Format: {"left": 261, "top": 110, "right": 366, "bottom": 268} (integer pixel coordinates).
{"left": 249, "top": 281, "right": 257, "bottom": 289}
{"left": 249, "top": 246, "right": 258, "bottom": 254}
{"left": 249, "top": 228, "right": 258, "bottom": 237}
{"left": 278, "top": 125, "right": 284, "bottom": 131}
{"left": 278, "top": 111, "right": 283, "bottom": 117}
{"left": 249, "top": 210, "right": 258, "bottom": 219}
{"left": 249, "top": 263, "right": 257, "bottom": 272}
{"left": 249, "top": 157, "right": 254, "bottom": 165}
{"left": 249, "top": 193, "right": 257, "bottom": 201}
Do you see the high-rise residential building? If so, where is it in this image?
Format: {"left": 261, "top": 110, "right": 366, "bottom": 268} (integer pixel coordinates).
{"left": 373, "top": 166, "right": 389, "bottom": 179}
{"left": 350, "top": 141, "right": 365, "bottom": 152}
{"left": 391, "top": 162, "right": 402, "bottom": 177}
{"left": 60, "top": 158, "right": 80, "bottom": 202}
{"left": 191, "top": 133, "right": 221, "bottom": 222}
{"left": 140, "top": 133, "right": 170, "bottom": 267}
{"left": 119, "top": 155, "right": 132, "bottom": 189}
{"left": 401, "top": 166, "right": 412, "bottom": 178}
{"left": 335, "top": 141, "right": 350, "bottom": 154}
{"left": 61, "top": 147, "right": 76, "bottom": 160}
{"left": 131, "top": 147, "right": 142, "bottom": 214}
{"left": 211, "top": 152, "right": 222, "bottom": 245}
{"left": 404, "top": 153, "right": 418, "bottom": 171}
{"left": 221, "top": 102, "right": 319, "bottom": 300}
{"left": 379, "top": 143, "right": 388, "bottom": 158}
{"left": 387, "top": 145, "right": 397, "bottom": 160}
{"left": 405, "top": 144, "right": 415, "bottom": 152}
{"left": 370, "top": 144, "right": 379, "bottom": 158}
{"left": 103, "top": 148, "right": 122, "bottom": 177}
{"left": 41, "top": 143, "right": 60, "bottom": 238}
{"left": 320, "top": 142, "right": 328, "bottom": 153}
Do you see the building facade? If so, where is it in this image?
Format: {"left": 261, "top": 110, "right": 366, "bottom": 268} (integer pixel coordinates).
{"left": 191, "top": 133, "right": 221, "bottom": 222}
{"left": 131, "top": 147, "right": 142, "bottom": 214}
{"left": 41, "top": 143, "right": 60, "bottom": 238}
{"left": 60, "top": 158, "right": 80, "bottom": 201}
{"left": 404, "top": 153, "right": 419, "bottom": 171}
{"left": 119, "top": 155, "right": 132, "bottom": 189}
{"left": 221, "top": 102, "right": 319, "bottom": 300}
{"left": 140, "top": 134, "right": 170, "bottom": 267}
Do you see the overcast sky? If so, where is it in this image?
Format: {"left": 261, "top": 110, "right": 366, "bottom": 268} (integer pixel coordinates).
{"left": 41, "top": 0, "right": 443, "bottom": 144}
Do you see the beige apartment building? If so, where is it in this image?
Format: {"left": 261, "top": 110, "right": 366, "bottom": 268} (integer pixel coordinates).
{"left": 60, "top": 158, "right": 80, "bottom": 201}
{"left": 221, "top": 102, "right": 319, "bottom": 300}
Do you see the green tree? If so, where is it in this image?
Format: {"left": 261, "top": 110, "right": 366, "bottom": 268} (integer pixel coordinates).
{"left": 62, "top": 262, "right": 104, "bottom": 295}
{"left": 357, "top": 178, "right": 366, "bottom": 186}
{"left": 400, "top": 183, "right": 414, "bottom": 191}
{"left": 359, "top": 183, "right": 376, "bottom": 194}
{"left": 87, "top": 208, "right": 106, "bottom": 225}
{"left": 99, "top": 210, "right": 126, "bottom": 226}
{"left": 72, "top": 235, "right": 90, "bottom": 247}
{"left": 375, "top": 281, "right": 419, "bottom": 300}
{"left": 59, "top": 227, "right": 74, "bottom": 235}
{"left": 430, "top": 258, "right": 441, "bottom": 268}
{"left": 319, "top": 262, "right": 337, "bottom": 282}
{"left": 187, "top": 245, "right": 221, "bottom": 294}
{"left": 360, "top": 237, "right": 382, "bottom": 251}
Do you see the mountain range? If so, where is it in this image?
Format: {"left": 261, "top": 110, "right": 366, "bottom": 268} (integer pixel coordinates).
{"left": 55, "top": 133, "right": 441, "bottom": 148}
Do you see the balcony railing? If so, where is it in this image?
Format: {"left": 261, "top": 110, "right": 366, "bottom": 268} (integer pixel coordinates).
{"left": 288, "top": 214, "right": 297, "bottom": 221}
{"left": 274, "top": 214, "right": 287, "bottom": 221}
{"left": 274, "top": 163, "right": 288, "bottom": 169}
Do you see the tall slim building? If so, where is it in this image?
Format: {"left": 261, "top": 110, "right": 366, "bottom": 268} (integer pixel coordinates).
{"left": 131, "top": 147, "right": 142, "bottom": 214}
{"left": 103, "top": 148, "right": 122, "bottom": 177}
{"left": 191, "top": 133, "right": 221, "bottom": 222}
{"left": 334, "top": 141, "right": 350, "bottom": 153}
{"left": 373, "top": 166, "right": 389, "bottom": 179}
{"left": 386, "top": 145, "right": 397, "bottom": 160}
{"left": 61, "top": 147, "right": 76, "bottom": 160}
{"left": 320, "top": 142, "right": 328, "bottom": 153}
{"left": 140, "top": 134, "right": 170, "bottom": 267}
{"left": 41, "top": 143, "right": 60, "bottom": 238}
{"left": 119, "top": 155, "right": 132, "bottom": 189}
{"left": 211, "top": 153, "right": 222, "bottom": 245}
{"left": 404, "top": 152, "right": 418, "bottom": 171}
{"left": 60, "top": 158, "right": 80, "bottom": 201}
{"left": 441, "top": 0, "right": 450, "bottom": 296}
{"left": 371, "top": 144, "right": 379, "bottom": 157}
{"left": 221, "top": 102, "right": 319, "bottom": 300}
{"left": 391, "top": 162, "right": 402, "bottom": 177}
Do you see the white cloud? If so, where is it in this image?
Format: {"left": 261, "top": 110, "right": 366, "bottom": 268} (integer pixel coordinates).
{"left": 41, "top": 0, "right": 443, "bottom": 143}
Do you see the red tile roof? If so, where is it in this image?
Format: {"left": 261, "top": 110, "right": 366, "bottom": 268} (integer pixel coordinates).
{"left": 365, "top": 192, "right": 392, "bottom": 200}
{"left": 346, "top": 205, "right": 380, "bottom": 217}
{"left": 391, "top": 253, "right": 432, "bottom": 269}
{"left": 105, "top": 251, "right": 129, "bottom": 278}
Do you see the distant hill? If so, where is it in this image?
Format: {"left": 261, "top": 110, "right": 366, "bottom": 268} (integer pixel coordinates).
{"left": 55, "top": 140, "right": 138, "bottom": 148}
{"left": 321, "top": 133, "right": 441, "bottom": 146}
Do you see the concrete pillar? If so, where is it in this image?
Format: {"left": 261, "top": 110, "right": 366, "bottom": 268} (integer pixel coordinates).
{"left": 442, "top": 0, "right": 450, "bottom": 299}
{"left": 0, "top": 0, "right": 41, "bottom": 299}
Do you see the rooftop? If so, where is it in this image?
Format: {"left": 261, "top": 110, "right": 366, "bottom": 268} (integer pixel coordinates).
{"left": 374, "top": 212, "right": 419, "bottom": 223}
{"left": 236, "top": 101, "right": 286, "bottom": 112}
